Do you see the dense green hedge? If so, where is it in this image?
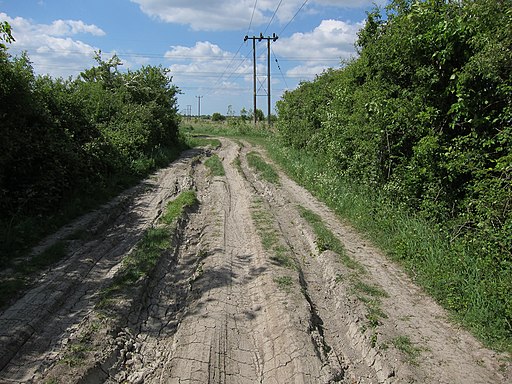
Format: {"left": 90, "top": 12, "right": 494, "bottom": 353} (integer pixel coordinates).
{"left": 276, "top": 0, "right": 511, "bottom": 347}
{"left": 0, "top": 35, "right": 181, "bottom": 262}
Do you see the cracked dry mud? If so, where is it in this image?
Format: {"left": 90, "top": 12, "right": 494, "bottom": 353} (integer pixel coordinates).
{"left": 0, "top": 138, "right": 510, "bottom": 384}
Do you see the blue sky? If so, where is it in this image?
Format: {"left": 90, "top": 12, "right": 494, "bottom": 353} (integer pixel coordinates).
{"left": 1, "top": 0, "right": 386, "bottom": 116}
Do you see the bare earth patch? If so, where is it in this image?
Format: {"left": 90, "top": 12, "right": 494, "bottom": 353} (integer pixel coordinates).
{"left": 0, "top": 139, "right": 510, "bottom": 383}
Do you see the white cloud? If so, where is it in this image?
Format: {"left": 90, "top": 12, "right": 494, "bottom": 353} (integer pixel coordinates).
{"left": 165, "top": 41, "right": 232, "bottom": 62}
{"left": 131, "top": 0, "right": 262, "bottom": 31}
{"left": 165, "top": 41, "right": 253, "bottom": 94}
{"left": 273, "top": 19, "right": 362, "bottom": 80}
{"left": 1, "top": 12, "right": 105, "bottom": 78}
{"left": 130, "top": 0, "right": 377, "bottom": 31}
{"left": 40, "top": 19, "right": 106, "bottom": 37}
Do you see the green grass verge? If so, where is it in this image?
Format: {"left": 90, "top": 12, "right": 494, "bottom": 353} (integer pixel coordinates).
{"left": 204, "top": 154, "right": 226, "bottom": 177}
{"left": 180, "top": 121, "right": 269, "bottom": 139}
{"left": 246, "top": 151, "right": 280, "bottom": 185}
{"left": 263, "top": 138, "right": 512, "bottom": 353}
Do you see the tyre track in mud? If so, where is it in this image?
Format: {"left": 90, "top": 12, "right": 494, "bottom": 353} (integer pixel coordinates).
{"left": 112, "top": 139, "right": 342, "bottom": 383}
{"left": 0, "top": 149, "right": 202, "bottom": 383}
{"left": 0, "top": 138, "right": 510, "bottom": 383}
{"left": 235, "top": 139, "right": 510, "bottom": 384}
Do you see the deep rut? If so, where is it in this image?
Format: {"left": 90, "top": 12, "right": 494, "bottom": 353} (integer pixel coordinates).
{"left": 0, "top": 138, "right": 509, "bottom": 384}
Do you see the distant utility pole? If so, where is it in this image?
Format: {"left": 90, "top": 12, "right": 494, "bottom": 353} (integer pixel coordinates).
{"left": 244, "top": 33, "right": 278, "bottom": 126}
{"left": 186, "top": 104, "right": 192, "bottom": 120}
{"left": 196, "top": 96, "right": 203, "bottom": 118}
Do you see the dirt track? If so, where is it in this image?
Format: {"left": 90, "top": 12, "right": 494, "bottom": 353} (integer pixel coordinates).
{"left": 0, "top": 138, "right": 510, "bottom": 383}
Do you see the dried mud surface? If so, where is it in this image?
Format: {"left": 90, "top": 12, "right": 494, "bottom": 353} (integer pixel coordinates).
{"left": 0, "top": 138, "right": 510, "bottom": 384}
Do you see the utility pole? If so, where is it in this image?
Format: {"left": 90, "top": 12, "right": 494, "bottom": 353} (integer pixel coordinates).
{"left": 244, "top": 33, "right": 278, "bottom": 127}
{"left": 244, "top": 35, "right": 257, "bottom": 126}
{"left": 196, "top": 96, "right": 203, "bottom": 118}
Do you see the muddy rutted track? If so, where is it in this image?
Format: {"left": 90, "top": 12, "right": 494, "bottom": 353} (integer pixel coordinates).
{"left": 0, "top": 139, "right": 510, "bottom": 383}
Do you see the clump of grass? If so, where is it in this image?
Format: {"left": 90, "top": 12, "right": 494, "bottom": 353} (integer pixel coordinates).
{"left": 98, "top": 190, "right": 198, "bottom": 309}
{"left": 161, "top": 190, "right": 198, "bottom": 225}
{"left": 354, "top": 280, "right": 389, "bottom": 326}
{"left": 298, "top": 206, "right": 363, "bottom": 272}
{"left": 298, "top": 205, "right": 390, "bottom": 331}
{"left": 392, "top": 335, "right": 422, "bottom": 364}
{"left": 274, "top": 275, "right": 293, "bottom": 292}
{"left": 247, "top": 151, "right": 280, "bottom": 184}
{"left": 232, "top": 156, "right": 242, "bottom": 174}
{"left": 354, "top": 280, "right": 389, "bottom": 299}
{"left": 204, "top": 154, "right": 225, "bottom": 177}
{"left": 60, "top": 320, "right": 102, "bottom": 367}
{"left": 251, "top": 198, "right": 295, "bottom": 269}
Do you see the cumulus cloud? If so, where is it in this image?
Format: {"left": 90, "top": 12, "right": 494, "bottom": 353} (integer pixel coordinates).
{"left": 1, "top": 12, "right": 105, "bottom": 78}
{"left": 130, "top": 0, "right": 376, "bottom": 31}
{"left": 40, "top": 19, "right": 106, "bottom": 37}
{"left": 165, "top": 41, "right": 253, "bottom": 94}
{"left": 273, "top": 19, "right": 363, "bottom": 80}
{"left": 130, "top": 0, "right": 260, "bottom": 31}
{"left": 165, "top": 41, "right": 232, "bottom": 62}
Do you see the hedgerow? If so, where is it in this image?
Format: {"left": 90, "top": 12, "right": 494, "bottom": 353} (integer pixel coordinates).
{"left": 276, "top": 0, "right": 511, "bottom": 349}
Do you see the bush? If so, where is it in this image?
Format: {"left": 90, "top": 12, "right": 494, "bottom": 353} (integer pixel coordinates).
{"left": 0, "top": 40, "right": 182, "bottom": 263}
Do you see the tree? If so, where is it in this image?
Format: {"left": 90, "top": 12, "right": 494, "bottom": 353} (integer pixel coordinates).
{"left": 212, "top": 112, "right": 226, "bottom": 122}
{"left": 254, "top": 108, "right": 264, "bottom": 122}
{"left": 227, "top": 105, "right": 234, "bottom": 118}
{"left": 240, "top": 107, "right": 248, "bottom": 121}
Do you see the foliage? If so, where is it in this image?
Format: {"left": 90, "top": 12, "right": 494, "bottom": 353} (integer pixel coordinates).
{"left": 0, "top": 21, "right": 14, "bottom": 52}
{"left": 211, "top": 112, "right": 226, "bottom": 122}
{"left": 275, "top": 0, "right": 511, "bottom": 350}
{"left": 0, "top": 44, "right": 182, "bottom": 265}
{"left": 253, "top": 108, "right": 265, "bottom": 122}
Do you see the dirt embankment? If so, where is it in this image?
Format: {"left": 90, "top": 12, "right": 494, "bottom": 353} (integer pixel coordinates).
{"left": 0, "top": 138, "right": 509, "bottom": 383}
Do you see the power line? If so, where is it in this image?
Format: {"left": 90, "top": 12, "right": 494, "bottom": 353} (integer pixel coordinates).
{"left": 278, "top": 0, "right": 310, "bottom": 36}
{"left": 263, "top": 0, "right": 283, "bottom": 35}
{"left": 247, "top": 0, "right": 258, "bottom": 35}
{"left": 205, "top": 0, "right": 260, "bottom": 97}
{"left": 272, "top": 48, "right": 289, "bottom": 89}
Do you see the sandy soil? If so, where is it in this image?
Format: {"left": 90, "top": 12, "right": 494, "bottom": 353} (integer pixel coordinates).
{"left": 0, "top": 138, "right": 510, "bottom": 383}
